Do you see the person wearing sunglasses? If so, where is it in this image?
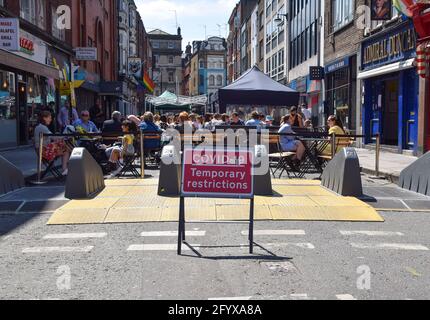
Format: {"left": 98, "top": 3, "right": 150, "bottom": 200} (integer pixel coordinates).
{"left": 73, "top": 111, "right": 100, "bottom": 134}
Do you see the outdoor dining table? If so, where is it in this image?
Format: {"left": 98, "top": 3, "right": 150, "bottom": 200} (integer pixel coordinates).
{"left": 296, "top": 137, "right": 331, "bottom": 178}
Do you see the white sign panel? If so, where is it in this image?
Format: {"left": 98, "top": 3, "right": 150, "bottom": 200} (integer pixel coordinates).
{"left": 0, "top": 18, "right": 19, "bottom": 51}
{"left": 75, "top": 47, "right": 97, "bottom": 61}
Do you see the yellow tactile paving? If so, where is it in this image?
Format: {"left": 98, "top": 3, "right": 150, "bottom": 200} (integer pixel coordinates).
{"left": 47, "top": 209, "right": 108, "bottom": 225}
{"left": 308, "top": 196, "right": 370, "bottom": 207}
{"left": 257, "top": 196, "right": 318, "bottom": 207}
{"left": 273, "top": 185, "right": 335, "bottom": 196}
{"left": 135, "top": 178, "right": 159, "bottom": 186}
{"left": 96, "top": 187, "right": 130, "bottom": 198}
{"left": 104, "top": 179, "right": 140, "bottom": 187}
{"left": 272, "top": 179, "right": 322, "bottom": 186}
{"left": 47, "top": 178, "right": 384, "bottom": 225}
{"left": 104, "top": 208, "right": 162, "bottom": 223}
{"left": 59, "top": 198, "right": 119, "bottom": 210}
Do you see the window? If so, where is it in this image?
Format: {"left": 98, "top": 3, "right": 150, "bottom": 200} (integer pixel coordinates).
{"left": 20, "top": 0, "right": 36, "bottom": 25}
{"left": 216, "top": 75, "right": 223, "bottom": 86}
{"left": 332, "top": 0, "right": 355, "bottom": 32}
{"left": 209, "top": 75, "right": 215, "bottom": 86}
{"left": 168, "top": 42, "right": 174, "bottom": 49}
{"left": 168, "top": 72, "right": 174, "bottom": 83}
{"left": 199, "top": 60, "right": 205, "bottom": 69}
{"left": 152, "top": 41, "right": 159, "bottom": 49}
{"left": 168, "top": 56, "right": 174, "bottom": 64}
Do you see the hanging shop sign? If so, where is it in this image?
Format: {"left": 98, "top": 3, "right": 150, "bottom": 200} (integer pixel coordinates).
{"left": 370, "top": 0, "right": 392, "bottom": 21}
{"left": 74, "top": 47, "right": 97, "bottom": 61}
{"left": 0, "top": 18, "right": 19, "bottom": 51}
{"left": 128, "top": 57, "right": 142, "bottom": 78}
{"left": 362, "top": 21, "right": 416, "bottom": 71}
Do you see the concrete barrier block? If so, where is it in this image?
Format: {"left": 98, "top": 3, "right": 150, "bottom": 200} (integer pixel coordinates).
{"left": 65, "top": 148, "right": 105, "bottom": 199}
{"left": 0, "top": 155, "right": 25, "bottom": 196}
{"left": 321, "top": 148, "right": 363, "bottom": 197}
{"left": 399, "top": 152, "right": 430, "bottom": 196}
{"left": 158, "top": 145, "right": 181, "bottom": 196}
{"left": 254, "top": 145, "right": 273, "bottom": 196}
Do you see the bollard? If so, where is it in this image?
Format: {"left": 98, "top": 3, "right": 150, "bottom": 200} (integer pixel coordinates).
{"left": 375, "top": 133, "right": 380, "bottom": 177}
{"left": 140, "top": 132, "right": 145, "bottom": 179}
{"left": 158, "top": 145, "right": 181, "bottom": 196}
{"left": 37, "top": 132, "right": 44, "bottom": 183}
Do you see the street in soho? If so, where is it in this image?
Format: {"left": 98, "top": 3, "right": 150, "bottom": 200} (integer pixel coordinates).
{"left": 1, "top": 0, "right": 430, "bottom": 303}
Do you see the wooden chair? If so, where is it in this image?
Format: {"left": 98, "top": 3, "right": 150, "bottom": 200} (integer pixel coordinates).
{"left": 268, "top": 136, "right": 297, "bottom": 179}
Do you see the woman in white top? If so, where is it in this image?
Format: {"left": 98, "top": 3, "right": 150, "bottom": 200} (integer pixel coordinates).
{"left": 34, "top": 111, "right": 70, "bottom": 176}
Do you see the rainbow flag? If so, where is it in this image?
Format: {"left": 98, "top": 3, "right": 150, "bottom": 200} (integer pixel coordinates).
{"left": 143, "top": 71, "right": 155, "bottom": 93}
{"left": 393, "top": 0, "right": 414, "bottom": 18}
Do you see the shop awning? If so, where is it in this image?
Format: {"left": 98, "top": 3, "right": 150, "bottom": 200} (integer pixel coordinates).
{"left": 0, "top": 49, "right": 60, "bottom": 80}
{"left": 357, "top": 58, "right": 415, "bottom": 80}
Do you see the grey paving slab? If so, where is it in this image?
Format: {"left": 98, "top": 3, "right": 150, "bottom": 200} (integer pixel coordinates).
{"left": 19, "top": 201, "right": 69, "bottom": 213}
{"left": 404, "top": 200, "right": 430, "bottom": 211}
{"left": 0, "top": 187, "right": 66, "bottom": 201}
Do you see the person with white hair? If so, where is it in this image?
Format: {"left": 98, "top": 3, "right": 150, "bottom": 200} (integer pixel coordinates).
{"left": 102, "top": 111, "right": 123, "bottom": 134}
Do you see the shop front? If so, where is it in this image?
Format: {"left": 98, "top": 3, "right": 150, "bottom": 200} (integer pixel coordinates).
{"left": 325, "top": 55, "right": 357, "bottom": 133}
{"left": 359, "top": 20, "right": 418, "bottom": 154}
{"left": 0, "top": 31, "right": 60, "bottom": 149}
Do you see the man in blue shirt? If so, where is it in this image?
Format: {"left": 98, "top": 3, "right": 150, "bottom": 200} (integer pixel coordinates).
{"left": 73, "top": 110, "right": 99, "bottom": 133}
{"left": 139, "top": 112, "right": 163, "bottom": 151}
{"left": 245, "top": 111, "right": 264, "bottom": 131}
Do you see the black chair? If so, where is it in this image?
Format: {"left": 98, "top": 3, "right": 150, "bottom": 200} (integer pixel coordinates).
{"left": 117, "top": 138, "right": 141, "bottom": 178}
{"left": 35, "top": 148, "right": 64, "bottom": 181}
{"left": 268, "top": 137, "right": 298, "bottom": 179}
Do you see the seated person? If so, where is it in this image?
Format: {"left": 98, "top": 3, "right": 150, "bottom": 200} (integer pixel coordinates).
{"left": 323, "top": 115, "right": 349, "bottom": 156}
{"left": 245, "top": 111, "right": 264, "bottom": 132}
{"left": 73, "top": 110, "right": 99, "bottom": 133}
{"left": 278, "top": 115, "right": 305, "bottom": 162}
{"left": 286, "top": 106, "right": 304, "bottom": 128}
{"left": 139, "top": 112, "right": 163, "bottom": 151}
{"left": 105, "top": 120, "right": 136, "bottom": 177}
{"left": 34, "top": 111, "right": 71, "bottom": 176}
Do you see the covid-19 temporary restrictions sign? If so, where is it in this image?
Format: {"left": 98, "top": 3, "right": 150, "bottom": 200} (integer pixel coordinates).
{"left": 181, "top": 148, "right": 254, "bottom": 199}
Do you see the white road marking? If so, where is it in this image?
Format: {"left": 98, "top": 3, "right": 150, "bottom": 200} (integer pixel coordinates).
{"left": 127, "top": 244, "right": 200, "bottom": 251}
{"left": 43, "top": 233, "right": 107, "bottom": 239}
{"left": 400, "top": 200, "right": 412, "bottom": 211}
{"left": 340, "top": 231, "right": 404, "bottom": 237}
{"left": 260, "top": 243, "right": 315, "bottom": 249}
{"left": 209, "top": 296, "right": 252, "bottom": 300}
{"left": 290, "top": 294, "right": 311, "bottom": 300}
{"left": 350, "top": 243, "right": 429, "bottom": 251}
{"left": 336, "top": 294, "right": 357, "bottom": 300}
{"left": 140, "top": 231, "right": 206, "bottom": 237}
{"left": 22, "top": 246, "right": 94, "bottom": 253}
{"left": 242, "top": 230, "right": 306, "bottom": 236}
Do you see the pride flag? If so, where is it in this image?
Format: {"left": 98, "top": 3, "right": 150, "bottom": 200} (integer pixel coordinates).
{"left": 393, "top": 0, "right": 414, "bottom": 18}
{"left": 143, "top": 71, "right": 155, "bottom": 93}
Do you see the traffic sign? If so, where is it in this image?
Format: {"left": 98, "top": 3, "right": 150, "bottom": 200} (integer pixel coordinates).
{"left": 181, "top": 148, "right": 254, "bottom": 198}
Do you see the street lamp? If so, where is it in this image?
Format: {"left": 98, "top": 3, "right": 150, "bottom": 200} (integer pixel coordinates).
{"left": 274, "top": 13, "right": 288, "bottom": 26}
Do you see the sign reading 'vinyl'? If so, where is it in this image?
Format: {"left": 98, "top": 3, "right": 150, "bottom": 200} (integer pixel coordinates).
{"left": 0, "top": 18, "right": 19, "bottom": 51}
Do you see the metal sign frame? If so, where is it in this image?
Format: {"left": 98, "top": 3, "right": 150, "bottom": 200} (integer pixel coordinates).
{"left": 177, "top": 147, "right": 256, "bottom": 255}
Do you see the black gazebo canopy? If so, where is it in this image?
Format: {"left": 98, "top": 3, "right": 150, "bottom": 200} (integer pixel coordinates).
{"left": 218, "top": 66, "right": 300, "bottom": 113}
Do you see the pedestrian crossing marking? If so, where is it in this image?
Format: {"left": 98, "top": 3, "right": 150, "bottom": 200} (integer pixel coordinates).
{"left": 22, "top": 246, "right": 94, "bottom": 253}
{"left": 241, "top": 230, "right": 306, "bottom": 236}
{"left": 43, "top": 233, "right": 107, "bottom": 239}
{"left": 141, "top": 231, "right": 206, "bottom": 237}
{"left": 351, "top": 243, "right": 429, "bottom": 251}
{"left": 340, "top": 231, "right": 404, "bottom": 236}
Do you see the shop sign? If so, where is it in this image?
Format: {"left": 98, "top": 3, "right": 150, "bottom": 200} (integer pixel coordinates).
{"left": 75, "top": 47, "right": 97, "bottom": 61}
{"left": 20, "top": 37, "right": 34, "bottom": 55}
{"left": 296, "top": 77, "right": 307, "bottom": 93}
{"left": 325, "top": 57, "right": 350, "bottom": 74}
{"left": 362, "top": 22, "right": 416, "bottom": 71}
{"left": 0, "top": 18, "right": 19, "bottom": 51}
{"left": 15, "top": 30, "right": 47, "bottom": 65}
{"left": 128, "top": 57, "right": 142, "bottom": 78}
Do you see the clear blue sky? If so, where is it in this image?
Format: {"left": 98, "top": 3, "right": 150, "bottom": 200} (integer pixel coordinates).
{"left": 136, "top": 0, "right": 237, "bottom": 49}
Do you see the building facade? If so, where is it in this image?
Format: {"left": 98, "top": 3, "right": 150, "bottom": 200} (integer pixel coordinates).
{"left": 227, "top": 3, "right": 241, "bottom": 84}
{"left": 148, "top": 28, "right": 183, "bottom": 96}
{"left": 0, "top": 0, "right": 74, "bottom": 148}
{"left": 287, "top": 0, "right": 324, "bottom": 126}
{"left": 324, "top": 0, "right": 365, "bottom": 132}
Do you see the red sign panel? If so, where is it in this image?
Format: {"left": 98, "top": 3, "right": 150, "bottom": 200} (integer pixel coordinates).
{"left": 181, "top": 148, "right": 254, "bottom": 198}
